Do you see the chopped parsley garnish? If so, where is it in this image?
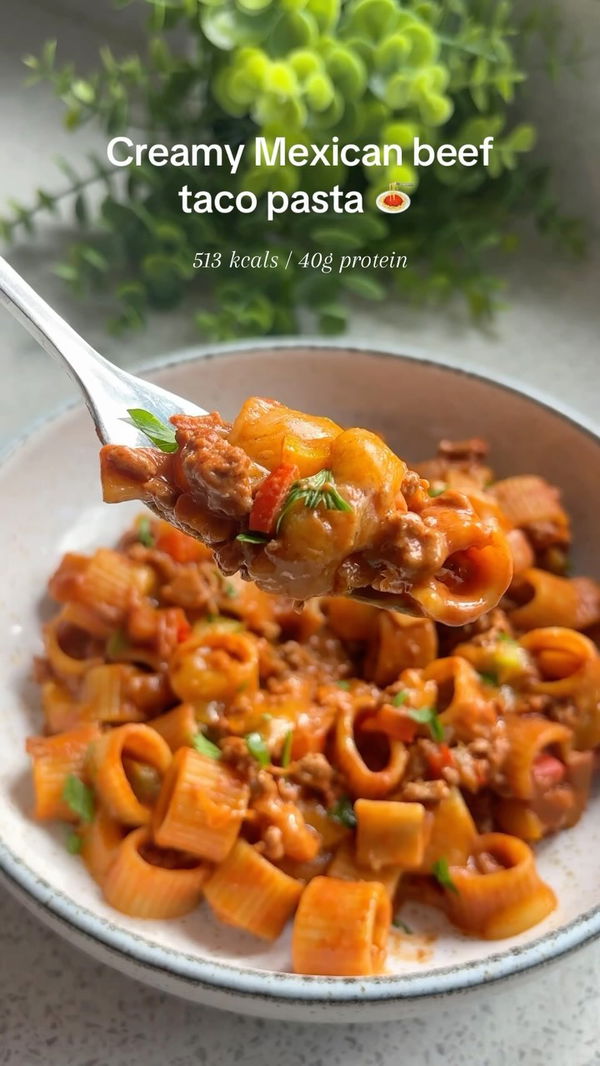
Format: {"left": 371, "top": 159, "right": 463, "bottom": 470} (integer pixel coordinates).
{"left": 192, "top": 733, "right": 222, "bottom": 760}
{"left": 281, "top": 729, "right": 294, "bottom": 768}
{"left": 275, "top": 468, "right": 352, "bottom": 534}
{"left": 336, "top": 680, "right": 351, "bottom": 690}
{"left": 406, "top": 706, "right": 444, "bottom": 743}
{"left": 106, "top": 629, "right": 128, "bottom": 658}
{"left": 245, "top": 731, "right": 270, "bottom": 767}
{"left": 393, "top": 916, "right": 413, "bottom": 934}
{"left": 392, "top": 691, "right": 408, "bottom": 707}
{"left": 127, "top": 408, "right": 178, "bottom": 452}
{"left": 137, "top": 516, "right": 155, "bottom": 547}
{"left": 479, "top": 671, "right": 498, "bottom": 687}
{"left": 497, "top": 632, "right": 516, "bottom": 644}
{"left": 428, "top": 484, "right": 447, "bottom": 498}
{"left": 62, "top": 775, "right": 95, "bottom": 823}
{"left": 66, "top": 829, "right": 82, "bottom": 855}
{"left": 328, "top": 795, "right": 357, "bottom": 828}
{"left": 223, "top": 581, "right": 237, "bottom": 598}
{"left": 432, "top": 857, "right": 459, "bottom": 894}
{"left": 236, "top": 531, "right": 269, "bottom": 544}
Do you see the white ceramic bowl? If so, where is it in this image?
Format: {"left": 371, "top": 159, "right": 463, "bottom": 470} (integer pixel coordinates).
{"left": 1, "top": 340, "right": 599, "bottom": 1022}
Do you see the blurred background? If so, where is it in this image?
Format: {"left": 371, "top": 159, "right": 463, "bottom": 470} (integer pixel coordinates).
{"left": 0, "top": 0, "right": 599, "bottom": 450}
{"left": 1, "top": 3, "right": 600, "bottom": 1064}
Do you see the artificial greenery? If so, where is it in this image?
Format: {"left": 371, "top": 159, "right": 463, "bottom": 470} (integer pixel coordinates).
{"left": 0, "top": 0, "right": 583, "bottom": 337}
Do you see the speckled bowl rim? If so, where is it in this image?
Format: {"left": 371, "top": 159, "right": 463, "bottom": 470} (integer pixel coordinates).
{"left": 2, "top": 336, "right": 600, "bottom": 1006}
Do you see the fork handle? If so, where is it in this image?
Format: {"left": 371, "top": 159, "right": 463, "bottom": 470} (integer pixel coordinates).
{"left": 0, "top": 256, "right": 206, "bottom": 444}
{"left": 0, "top": 255, "right": 125, "bottom": 434}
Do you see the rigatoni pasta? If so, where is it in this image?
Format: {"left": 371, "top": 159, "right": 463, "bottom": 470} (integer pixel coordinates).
{"left": 153, "top": 747, "right": 249, "bottom": 862}
{"left": 102, "top": 827, "right": 210, "bottom": 919}
{"left": 89, "top": 723, "right": 172, "bottom": 826}
{"left": 24, "top": 433, "right": 600, "bottom": 977}
{"left": 204, "top": 838, "right": 302, "bottom": 940}
{"left": 292, "top": 877, "right": 391, "bottom": 976}
{"left": 26, "top": 723, "right": 100, "bottom": 821}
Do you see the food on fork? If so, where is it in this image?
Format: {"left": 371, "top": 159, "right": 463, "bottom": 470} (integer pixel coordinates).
{"left": 100, "top": 398, "right": 513, "bottom": 625}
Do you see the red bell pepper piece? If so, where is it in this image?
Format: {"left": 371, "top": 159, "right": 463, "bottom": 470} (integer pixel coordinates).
{"left": 249, "top": 463, "right": 299, "bottom": 535}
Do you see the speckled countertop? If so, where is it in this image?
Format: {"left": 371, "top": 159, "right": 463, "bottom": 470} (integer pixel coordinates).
{"left": 1, "top": 2, "right": 600, "bottom": 1063}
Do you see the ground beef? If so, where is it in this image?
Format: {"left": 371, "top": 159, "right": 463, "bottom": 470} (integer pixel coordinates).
{"left": 452, "top": 723, "right": 510, "bottom": 793}
{"left": 369, "top": 511, "right": 446, "bottom": 587}
{"left": 398, "top": 779, "right": 449, "bottom": 803}
{"left": 220, "top": 736, "right": 260, "bottom": 782}
{"left": 255, "top": 825, "right": 285, "bottom": 862}
{"left": 172, "top": 412, "right": 259, "bottom": 519}
{"left": 126, "top": 544, "right": 178, "bottom": 580}
{"left": 438, "top": 608, "right": 514, "bottom": 656}
{"left": 290, "top": 753, "right": 338, "bottom": 806}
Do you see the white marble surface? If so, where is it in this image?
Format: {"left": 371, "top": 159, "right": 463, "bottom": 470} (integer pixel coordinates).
{"left": 1, "top": 1, "right": 600, "bottom": 1062}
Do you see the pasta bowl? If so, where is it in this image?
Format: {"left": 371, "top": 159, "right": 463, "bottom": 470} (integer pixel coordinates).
{"left": 1, "top": 339, "right": 600, "bottom": 1021}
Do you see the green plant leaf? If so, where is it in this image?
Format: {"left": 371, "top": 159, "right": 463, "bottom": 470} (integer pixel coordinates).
{"left": 329, "top": 795, "right": 357, "bottom": 828}
{"left": 245, "top": 731, "right": 270, "bottom": 767}
{"left": 126, "top": 408, "right": 178, "bottom": 452}
{"left": 62, "top": 775, "right": 95, "bottom": 823}
{"left": 192, "top": 733, "right": 222, "bottom": 760}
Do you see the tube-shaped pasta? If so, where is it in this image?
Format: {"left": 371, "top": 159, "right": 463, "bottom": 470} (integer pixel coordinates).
{"left": 43, "top": 613, "right": 102, "bottom": 681}
{"left": 443, "top": 833, "right": 556, "bottom": 939}
{"left": 292, "top": 877, "right": 391, "bottom": 976}
{"left": 81, "top": 664, "right": 147, "bottom": 724}
{"left": 492, "top": 475, "right": 569, "bottom": 541}
{"left": 323, "top": 598, "right": 379, "bottom": 642}
{"left": 228, "top": 396, "right": 342, "bottom": 476}
{"left": 153, "top": 747, "right": 249, "bottom": 862}
{"left": 418, "top": 787, "right": 478, "bottom": 871}
{"left": 90, "top": 724, "right": 172, "bottom": 826}
{"left": 493, "top": 800, "right": 545, "bottom": 843}
{"left": 148, "top": 703, "right": 197, "bottom": 752}
{"left": 48, "top": 551, "right": 91, "bottom": 603}
{"left": 102, "top": 826, "right": 209, "bottom": 918}
{"left": 569, "top": 659, "right": 600, "bottom": 749}
{"left": 509, "top": 569, "right": 600, "bottom": 631}
{"left": 81, "top": 807, "right": 127, "bottom": 882}
{"left": 299, "top": 799, "right": 350, "bottom": 851}
{"left": 519, "top": 628, "right": 598, "bottom": 697}
{"left": 423, "top": 657, "right": 496, "bottom": 741}
{"left": 334, "top": 698, "right": 407, "bottom": 799}
{"left": 453, "top": 636, "right": 531, "bottom": 687}
{"left": 327, "top": 839, "right": 401, "bottom": 898}
{"left": 506, "top": 529, "right": 535, "bottom": 575}
{"left": 41, "top": 679, "right": 80, "bottom": 734}
{"left": 355, "top": 799, "right": 431, "bottom": 871}
{"left": 80, "top": 549, "right": 155, "bottom": 612}
{"left": 497, "top": 746, "right": 593, "bottom": 840}
{"left": 204, "top": 838, "right": 302, "bottom": 939}
{"left": 59, "top": 601, "right": 113, "bottom": 639}
{"left": 26, "top": 723, "right": 101, "bottom": 821}
{"left": 169, "top": 629, "right": 259, "bottom": 704}
{"left": 253, "top": 790, "right": 320, "bottom": 863}
{"left": 408, "top": 501, "right": 513, "bottom": 628}
{"left": 502, "top": 715, "right": 571, "bottom": 800}
{"left": 364, "top": 613, "right": 438, "bottom": 687}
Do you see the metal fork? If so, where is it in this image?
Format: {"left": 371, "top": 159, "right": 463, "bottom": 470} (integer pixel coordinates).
{"left": 0, "top": 256, "right": 414, "bottom": 613}
{"left": 0, "top": 256, "right": 207, "bottom": 445}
